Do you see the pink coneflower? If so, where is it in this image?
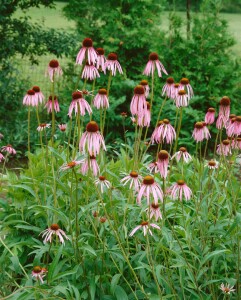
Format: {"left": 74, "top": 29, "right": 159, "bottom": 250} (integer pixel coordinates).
{"left": 162, "top": 77, "right": 175, "bottom": 98}
{"left": 216, "top": 139, "right": 231, "bottom": 156}
{"left": 174, "top": 90, "right": 189, "bottom": 107}
{"left": 169, "top": 180, "right": 192, "bottom": 201}
{"left": 58, "top": 124, "right": 67, "bottom": 132}
{"left": 45, "top": 96, "right": 60, "bottom": 113}
{"left": 157, "top": 150, "right": 169, "bottom": 179}
{"left": 148, "top": 161, "right": 159, "bottom": 173}
{"left": 216, "top": 114, "right": 228, "bottom": 130}
{"left": 1, "top": 144, "right": 16, "bottom": 155}
{"left": 159, "top": 119, "right": 176, "bottom": 144}
{"left": 171, "top": 147, "right": 192, "bottom": 163}
{"left": 140, "top": 79, "right": 150, "bottom": 98}
{"left": 130, "top": 85, "right": 147, "bottom": 116}
{"left": 206, "top": 160, "right": 219, "bottom": 169}
{"left": 41, "top": 224, "right": 69, "bottom": 244}
{"left": 226, "top": 116, "right": 241, "bottom": 137}
{"left": 59, "top": 160, "right": 83, "bottom": 172}
{"left": 129, "top": 221, "right": 160, "bottom": 237}
{"left": 137, "top": 175, "right": 163, "bottom": 205}
{"left": 81, "top": 155, "right": 100, "bottom": 176}
{"left": 137, "top": 102, "right": 151, "bottom": 127}
{"left": 32, "top": 266, "right": 47, "bottom": 284}
{"left": 192, "top": 122, "right": 210, "bottom": 142}
{"left": 37, "top": 123, "right": 51, "bottom": 132}
{"left": 23, "top": 89, "right": 37, "bottom": 106}
{"left": 205, "top": 107, "right": 216, "bottom": 125}
{"left": 143, "top": 52, "right": 168, "bottom": 77}
{"left": 235, "top": 137, "right": 241, "bottom": 150}
{"left": 96, "top": 48, "right": 106, "bottom": 73}
{"left": 76, "top": 38, "right": 97, "bottom": 65}
{"left": 93, "top": 88, "right": 109, "bottom": 109}
{"left": 179, "top": 78, "right": 194, "bottom": 98}
{"left": 171, "top": 83, "right": 182, "bottom": 99}
{"left": 32, "top": 86, "right": 44, "bottom": 104}
{"left": 202, "top": 122, "right": 211, "bottom": 140}
{"left": 0, "top": 153, "right": 5, "bottom": 162}
{"left": 79, "top": 89, "right": 94, "bottom": 97}
{"left": 226, "top": 114, "right": 236, "bottom": 128}
{"left": 150, "top": 121, "right": 164, "bottom": 144}
{"left": 219, "top": 96, "right": 230, "bottom": 118}
{"left": 68, "top": 91, "right": 92, "bottom": 118}
{"left": 121, "top": 171, "right": 143, "bottom": 191}
{"left": 147, "top": 203, "right": 162, "bottom": 221}
{"left": 95, "top": 175, "right": 111, "bottom": 193}
{"left": 82, "top": 62, "right": 100, "bottom": 81}
{"left": 79, "top": 121, "right": 106, "bottom": 156}
{"left": 220, "top": 283, "right": 235, "bottom": 295}
{"left": 47, "top": 59, "right": 63, "bottom": 82}
{"left": 105, "top": 53, "right": 123, "bottom": 76}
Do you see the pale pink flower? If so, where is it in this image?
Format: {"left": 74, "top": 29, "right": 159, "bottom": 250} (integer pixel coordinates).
{"left": 76, "top": 38, "right": 97, "bottom": 65}
{"left": 150, "top": 121, "right": 164, "bottom": 144}
{"left": 58, "top": 124, "right": 67, "bottom": 132}
{"left": 68, "top": 91, "right": 92, "bottom": 118}
{"left": 202, "top": 122, "right": 211, "bottom": 140}
{"left": 93, "top": 88, "right": 109, "bottom": 109}
{"left": 156, "top": 150, "right": 169, "bottom": 179}
{"left": 0, "top": 153, "right": 5, "bottom": 162}
{"left": 129, "top": 221, "right": 161, "bottom": 237}
{"left": 155, "top": 119, "right": 176, "bottom": 144}
{"left": 216, "top": 114, "right": 228, "bottom": 129}
{"left": 59, "top": 160, "right": 83, "bottom": 172}
{"left": 169, "top": 180, "right": 192, "bottom": 201}
{"left": 219, "top": 96, "right": 231, "bottom": 118}
{"left": 81, "top": 155, "right": 100, "bottom": 176}
{"left": 23, "top": 89, "right": 37, "bottom": 106}
{"left": 137, "top": 175, "right": 163, "bottom": 205}
{"left": 235, "top": 137, "right": 241, "bottom": 150}
{"left": 47, "top": 59, "right": 63, "bottom": 82}
{"left": 205, "top": 107, "right": 216, "bottom": 125}
{"left": 171, "top": 147, "right": 192, "bottom": 163}
{"left": 121, "top": 171, "right": 143, "bottom": 191}
{"left": 96, "top": 48, "right": 106, "bottom": 73}
{"left": 95, "top": 176, "right": 111, "bottom": 193}
{"left": 32, "top": 86, "right": 44, "bottom": 104}
{"left": 146, "top": 203, "right": 162, "bottom": 221}
{"left": 1, "top": 144, "right": 16, "bottom": 155}
{"left": 174, "top": 90, "right": 189, "bottom": 107}
{"left": 79, "top": 121, "right": 106, "bottom": 156}
{"left": 226, "top": 116, "right": 241, "bottom": 137}
{"left": 105, "top": 53, "right": 123, "bottom": 76}
{"left": 206, "top": 160, "right": 219, "bottom": 169}
{"left": 140, "top": 79, "right": 150, "bottom": 98}
{"left": 130, "top": 85, "right": 147, "bottom": 116}
{"left": 143, "top": 52, "right": 168, "bottom": 77}
{"left": 216, "top": 140, "right": 231, "bottom": 156}
{"left": 45, "top": 96, "right": 60, "bottom": 113}
{"left": 148, "top": 161, "right": 159, "bottom": 173}
{"left": 162, "top": 77, "right": 175, "bottom": 98}
{"left": 192, "top": 122, "right": 210, "bottom": 142}
{"left": 41, "top": 224, "right": 69, "bottom": 244}
{"left": 79, "top": 89, "right": 94, "bottom": 97}
{"left": 37, "top": 123, "right": 51, "bottom": 132}
{"left": 220, "top": 283, "right": 235, "bottom": 294}
{"left": 32, "top": 266, "right": 47, "bottom": 284}
{"left": 171, "top": 83, "right": 182, "bottom": 99}
{"left": 179, "top": 78, "right": 194, "bottom": 98}
{"left": 226, "top": 114, "right": 236, "bottom": 129}
{"left": 137, "top": 102, "right": 151, "bottom": 127}
{"left": 82, "top": 62, "right": 100, "bottom": 81}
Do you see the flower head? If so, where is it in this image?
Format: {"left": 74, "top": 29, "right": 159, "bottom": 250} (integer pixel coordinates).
{"left": 179, "top": 78, "right": 194, "bottom": 98}
{"left": 147, "top": 203, "right": 162, "bottom": 221}
{"left": 81, "top": 154, "right": 100, "bottom": 176}
{"left": 220, "top": 283, "right": 235, "bottom": 294}
{"left": 140, "top": 79, "right": 150, "bottom": 98}
{"left": 143, "top": 52, "right": 168, "bottom": 77}
{"left": 169, "top": 180, "right": 192, "bottom": 201}
{"left": 129, "top": 221, "right": 160, "bottom": 237}
{"left": 192, "top": 122, "right": 210, "bottom": 142}
{"left": 76, "top": 38, "right": 97, "bottom": 65}
{"left": 23, "top": 89, "right": 37, "bottom": 106}
{"left": 105, "top": 53, "right": 123, "bottom": 76}
{"left": 47, "top": 59, "right": 63, "bottom": 82}
{"left": 93, "top": 88, "right": 109, "bottom": 109}
{"left": 32, "top": 266, "right": 47, "bottom": 283}
{"left": 41, "top": 224, "right": 69, "bottom": 244}
{"left": 130, "top": 85, "right": 147, "bottom": 116}
{"left": 217, "top": 139, "right": 231, "bottom": 156}
{"left": 137, "top": 175, "right": 163, "bottom": 205}
{"left": 121, "top": 171, "right": 143, "bottom": 191}
{"left": 45, "top": 95, "right": 60, "bottom": 113}
{"left": 58, "top": 124, "right": 67, "bottom": 132}
{"left": 68, "top": 91, "right": 92, "bottom": 118}
{"left": 32, "top": 86, "right": 45, "bottom": 104}
{"left": 96, "top": 47, "right": 106, "bottom": 72}
{"left": 37, "top": 123, "right": 51, "bottom": 132}
{"left": 95, "top": 175, "right": 111, "bottom": 193}
{"left": 1, "top": 144, "right": 16, "bottom": 155}
{"left": 205, "top": 107, "right": 216, "bottom": 125}
{"left": 82, "top": 62, "right": 100, "bottom": 80}
{"left": 206, "top": 160, "right": 219, "bottom": 169}
{"left": 59, "top": 160, "right": 83, "bottom": 172}
{"left": 157, "top": 150, "right": 169, "bottom": 179}
{"left": 171, "top": 147, "right": 192, "bottom": 163}
{"left": 162, "top": 77, "right": 175, "bottom": 98}
{"left": 174, "top": 89, "right": 189, "bottom": 107}
{"left": 137, "top": 101, "right": 151, "bottom": 127}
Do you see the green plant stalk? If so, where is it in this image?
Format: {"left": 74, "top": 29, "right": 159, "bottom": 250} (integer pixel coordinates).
{"left": 155, "top": 95, "right": 168, "bottom": 127}
{"left": 73, "top": 169, "right": 80, "bottom": 260}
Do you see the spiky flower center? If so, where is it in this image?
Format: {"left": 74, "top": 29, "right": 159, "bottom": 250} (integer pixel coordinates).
{"left": 50, "top": 224, "right": 60, "bottom": 231}
{"left": 237, "top": 137, "right": 241, "bottom": 142}
{"left": 67, "top": 161, "right": 77, "bottom": 168}
{"left": 166, "top": 77, "right": 174, "bottom": 84}
{"left": 179, "top": 147, "right": 187, "bottom": 152}
{"left": 208, "top": 160, "right": 216, "bottom": 167}
{"left": 163, "top": 119, "right": 170, "bottom": 124}
{"left": 158, "top": 150, "right": 169, "bottom": 160}
{"left": 180, "top": 78, "right": 189, "bottom": 85}
{"left": 108, "top": 53, "right": 118, "bottom": 60}
{"left": 130, "top": 171, "right": 138, "bottom": 178}
{"left": 100, "top": 217, "right": 106, "bottom": 223}
{"left": 220, "top": 96, "right": 230, "bottom": 106}
{"left": 146, "top": 102, "right": 151, "bottom": 110}
{"left": 202, "top": 122, "right": 207, "bottom": 127}
{"left": 48, "top": 95, "right": 57, "bottom": 101}
{"left": 236, "top": 116, "right": 241, "bottom": 122}
{"left": 157, "top": 120, "right": 163, "bottom": 126}
{"left": 90, "top": 155, "right": 96, "bottom": 160}
{"left": 143, "top": 175, "right": 154, "bottom": 185}
{"left": 223, "top": 140, "right": 230, "bottom": 145}
{"left": 208, "top": 107, "right": 215, "bottom": 113}
{"left": 140, "top": 79, "right": 148, "bottom": 86}
{"left": 82, "top": 38, "right": 93, "bottom": 47}
{"left": 86, "top": 121, "right": 99, "bottom": 132}
{"left": 231, "top": 117, "right": 236, "bottom": 123}
{"left": 32, "top": 86, "right": 40, "bottom": 93}
{"left": 72, "top": 91, "right": 82, "bottom": 99}
{"left": 177, "top": 180, "right": 185, "bottom": 185}
{"left": 27, "top": 89, "right": 35, "bottom": 96}
{"left": 93, "top": 211, "right": 98, "bottom": 217}
{"left": 121, "top": 112, "right": 127, "bottom": 117}
{"left": 134, "top": 85, "right": 145, "bottom": 95}
{"left": 229, "top": 114, "right": 236, "bottom": 119}
{"left": 33, "top": 266, "right": 42, "bottom": 273}
{"left": 149, "top": 52, "right": 158, "bottom": 61}
{"left": 98, "top": 88, "right": 107, "bottom": 95}
{"left": 99, "top": 176, "right": 106, "bottom": 181}
{"left": 151, "top": 203, "right": 159, "bottom": 209}
{"left": 49, "top": 59, "right": 59, "bottom": 68}
{"left": 174, "top": 83, "right": 180, "bottom": 88}
{"left": 96, "top": 47, "right": 104, "bottom": 55}
{"left": 195, "top": 122, "right": 204, "bottom": 129}
{"left": 178, "top": 90, "right": 186, "bottom": 96}
{"left": 40, "top": 123, "right": 47, "bottom": 128}
{"left": 141, "top": 221, "right": 149, "bottom": 226}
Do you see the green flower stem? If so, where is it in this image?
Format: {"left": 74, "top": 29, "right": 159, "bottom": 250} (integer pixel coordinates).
{"left": 73, "top": 169, "right": 80, "bottom": 261}
{"left": 155, "top": 95, "right": 168, "bottom": 127}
